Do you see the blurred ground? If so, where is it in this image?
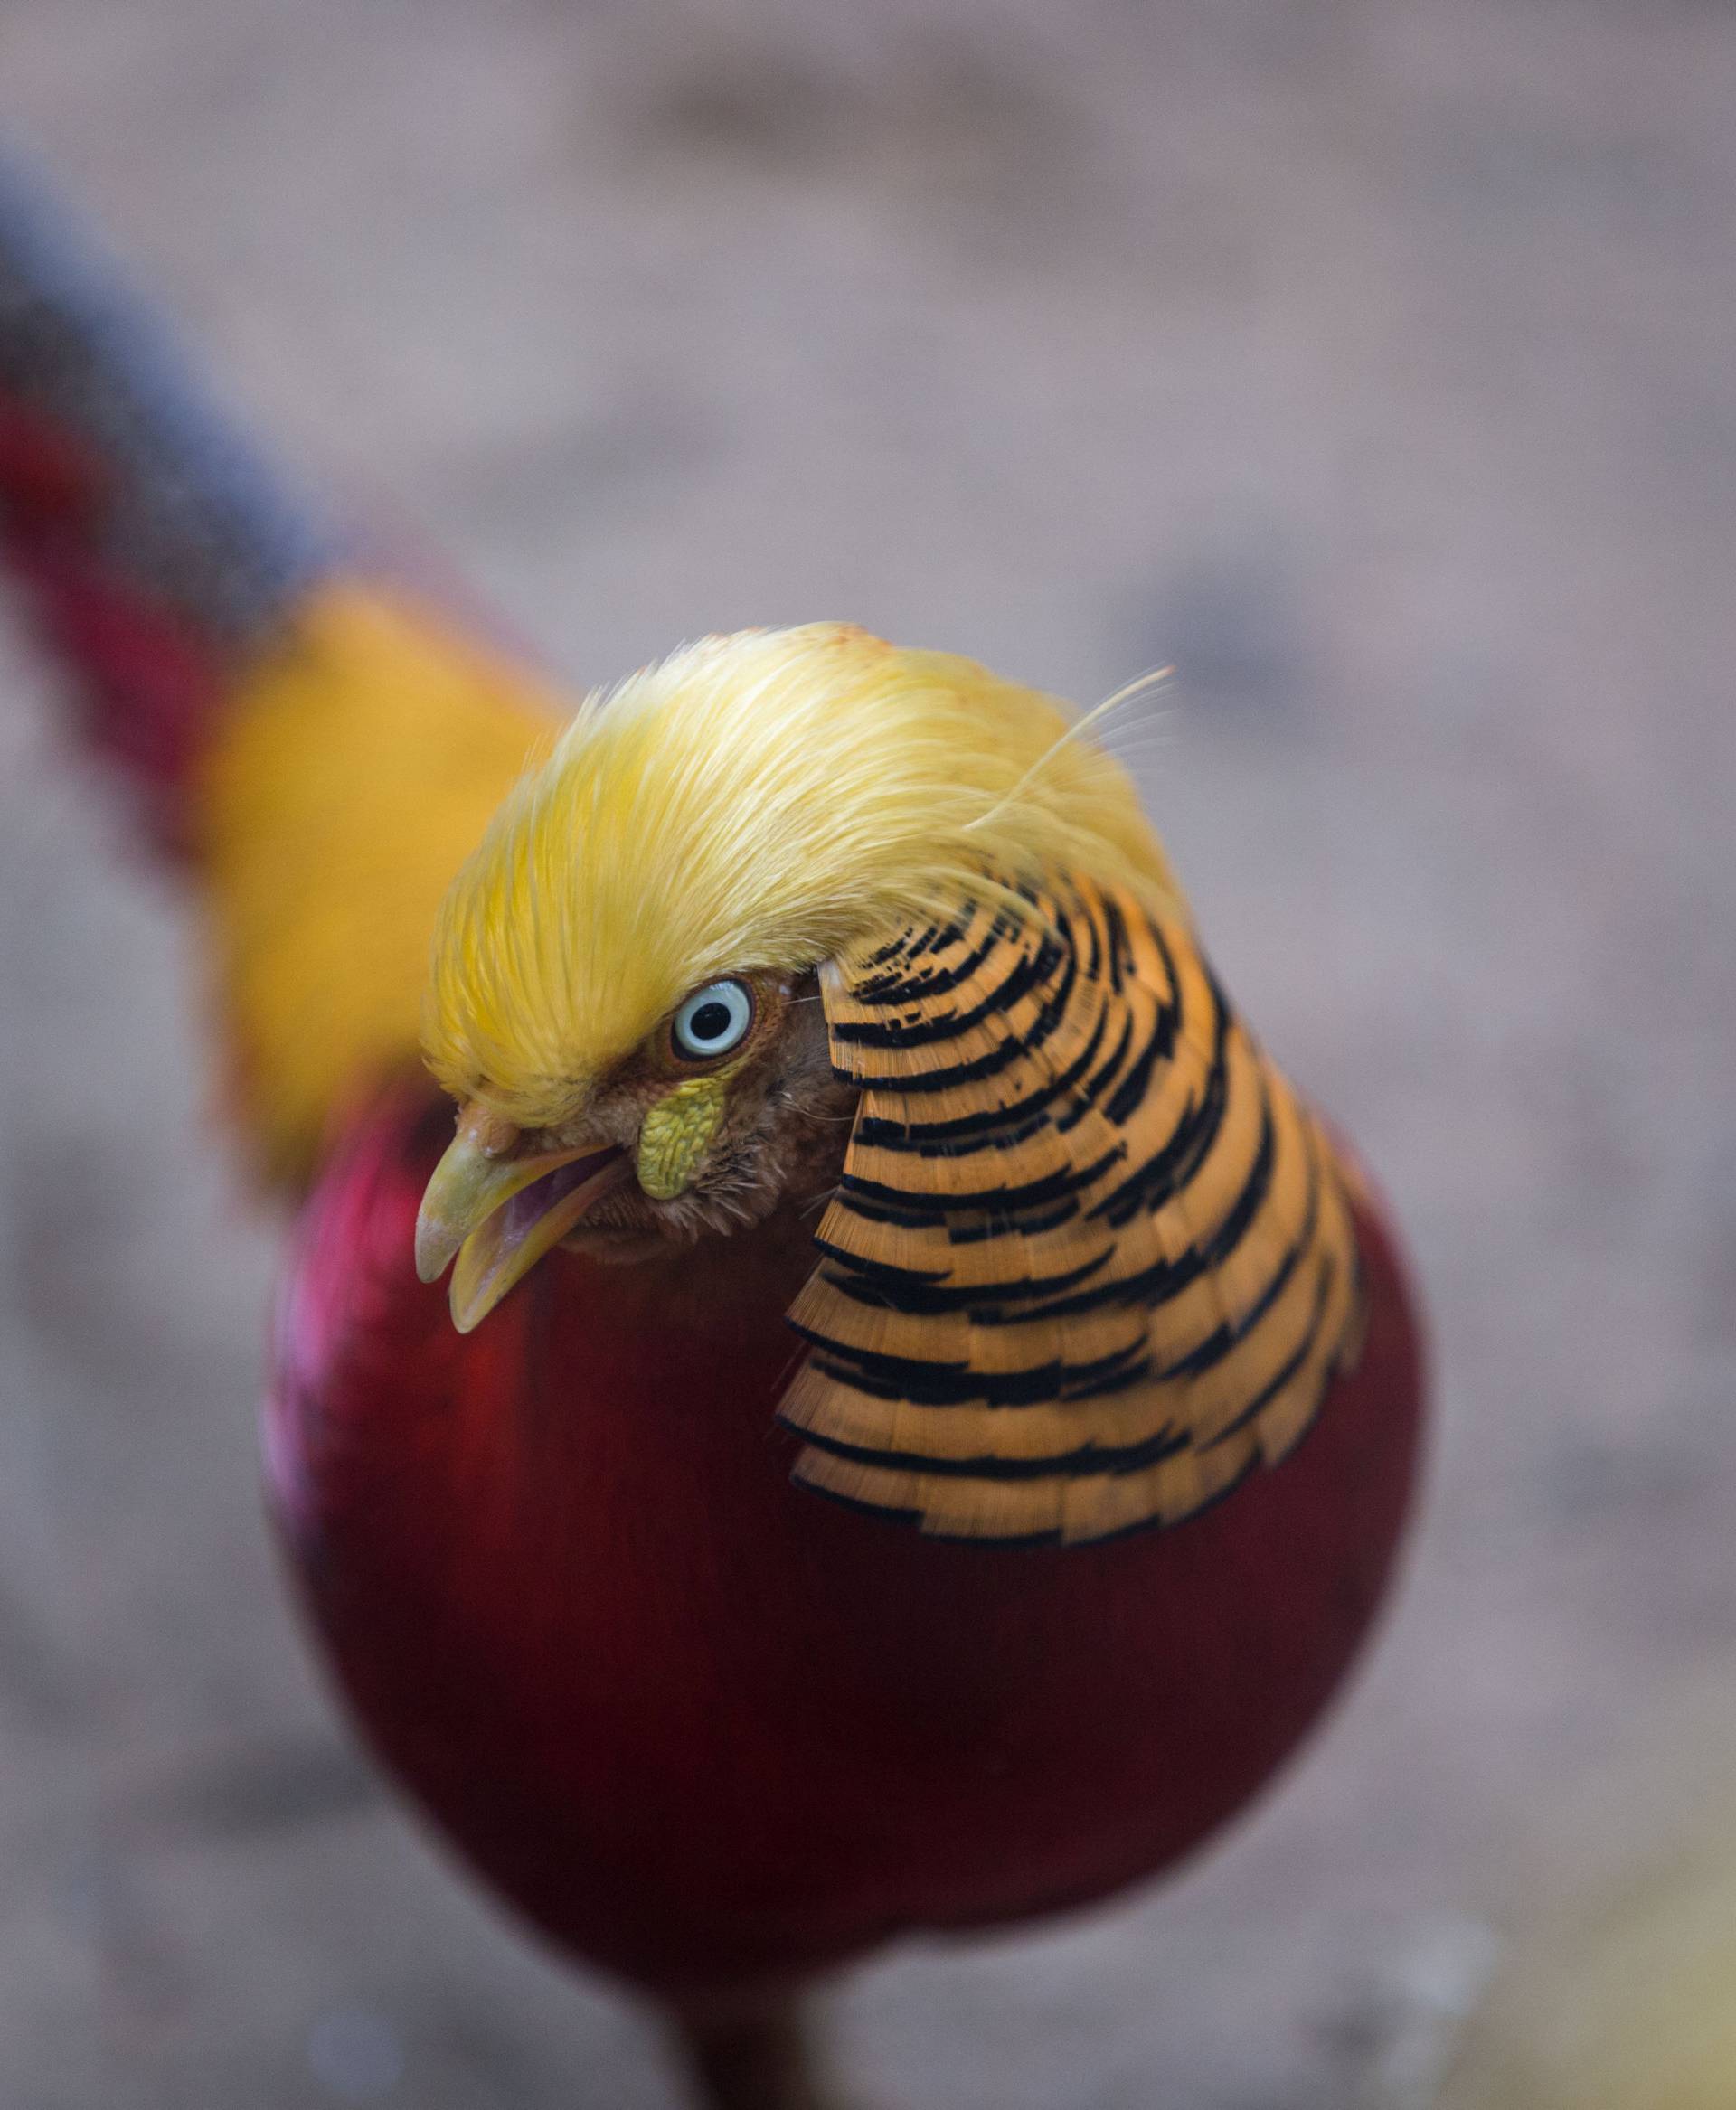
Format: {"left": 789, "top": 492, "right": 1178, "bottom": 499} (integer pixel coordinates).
{"left": 0, "top": 1, "right": 1732, "bottom": 2105}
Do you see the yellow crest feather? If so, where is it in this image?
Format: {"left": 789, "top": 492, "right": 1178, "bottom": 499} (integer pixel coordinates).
{"left": 423, "top": 623, "right": 1178, "bottom": 1122}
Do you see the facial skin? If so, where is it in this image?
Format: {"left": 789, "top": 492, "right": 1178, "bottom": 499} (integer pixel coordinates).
{"left": 415, "top": 971, "right": 859, "bottom": 1329}
{"left": 556, "top": 971, "right": 857, "bottom": 1258}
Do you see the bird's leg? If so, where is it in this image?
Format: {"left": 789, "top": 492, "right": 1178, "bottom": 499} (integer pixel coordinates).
{"left": 666, "top": 1992, "right": 842, "bottom": 2110}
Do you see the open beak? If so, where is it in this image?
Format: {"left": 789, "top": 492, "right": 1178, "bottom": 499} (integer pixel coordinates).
{"left": 414, "top": 1102, "right": 630, "bottom": 1333}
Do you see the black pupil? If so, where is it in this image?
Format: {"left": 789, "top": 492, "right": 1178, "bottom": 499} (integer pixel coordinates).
{"left": 688, "top": 1000, "right": 732, "bottom": 1044}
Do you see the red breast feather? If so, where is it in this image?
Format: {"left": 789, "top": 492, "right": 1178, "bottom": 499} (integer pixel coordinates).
{"left": 269, "top": 1086, "right": 1421, "bottom": 1998}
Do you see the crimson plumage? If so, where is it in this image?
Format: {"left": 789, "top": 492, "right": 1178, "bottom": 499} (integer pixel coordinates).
{"left": 270, "top": 1087, "right": 1420, "bottom": 1996}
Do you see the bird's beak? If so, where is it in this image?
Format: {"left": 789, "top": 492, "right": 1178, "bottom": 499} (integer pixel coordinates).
{"left": 414, "top": 1102, "right": 630, "bottom": 1333}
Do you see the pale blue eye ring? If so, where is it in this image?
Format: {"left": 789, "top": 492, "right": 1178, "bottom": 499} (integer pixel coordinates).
{"left": 671, "top": 978, "right": 754, "bottom": 1061}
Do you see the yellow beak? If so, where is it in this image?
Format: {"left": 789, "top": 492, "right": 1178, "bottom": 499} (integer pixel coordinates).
{"left": 414, "top": 1102, "right": 629, "bottom": 1333}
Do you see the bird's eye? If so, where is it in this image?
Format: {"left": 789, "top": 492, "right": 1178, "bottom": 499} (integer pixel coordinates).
{"left": 671, "top": 978, "right": 754, "bottom": 1062}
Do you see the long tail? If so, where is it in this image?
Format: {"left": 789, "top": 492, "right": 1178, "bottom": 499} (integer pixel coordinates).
{"left": 0, "top": 157, "right": 555, "bottom": 1182}
{"left": 0, "top": 155, "right": 335, "bottom": 853}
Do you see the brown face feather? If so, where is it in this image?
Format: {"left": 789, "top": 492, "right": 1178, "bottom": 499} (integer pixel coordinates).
{"left": 556, "top": 972, "right": 858, "bottom": 1262}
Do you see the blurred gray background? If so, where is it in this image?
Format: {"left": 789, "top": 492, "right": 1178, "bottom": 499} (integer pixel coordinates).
{"left": 0, "top": 1, "right": 1731, "bottom": 2105}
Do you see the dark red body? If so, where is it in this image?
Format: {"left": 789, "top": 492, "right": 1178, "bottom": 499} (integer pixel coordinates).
{"left": 266, "top": 1088, "right": 1422, "bottom": 2000}
{"left": 0, "top": 236, "right": 1423, "bottom": 2002}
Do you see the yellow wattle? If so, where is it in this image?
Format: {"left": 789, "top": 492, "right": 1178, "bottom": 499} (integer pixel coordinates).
{"left": 637, "top": 1077, "right": 728, "bottom": 1201}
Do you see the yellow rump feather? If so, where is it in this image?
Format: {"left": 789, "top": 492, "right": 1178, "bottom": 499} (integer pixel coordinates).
{"left": 199, "top": 584, "right": 559, "bottom": 1183}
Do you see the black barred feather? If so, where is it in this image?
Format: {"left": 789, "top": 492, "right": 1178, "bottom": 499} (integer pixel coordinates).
{"left": 781, "top": 872, "right": 1366, "bottom": 1542}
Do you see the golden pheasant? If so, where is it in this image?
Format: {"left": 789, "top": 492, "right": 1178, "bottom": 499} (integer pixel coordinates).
{"left": 0, "top": 160, "right": 1424, "bottom": 2106}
